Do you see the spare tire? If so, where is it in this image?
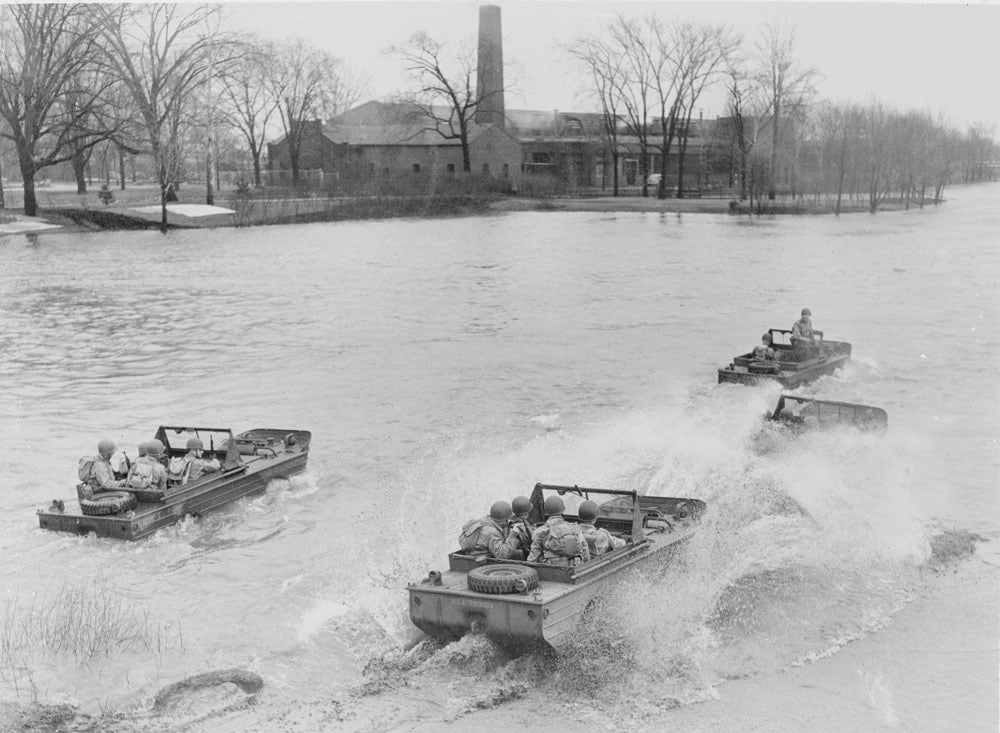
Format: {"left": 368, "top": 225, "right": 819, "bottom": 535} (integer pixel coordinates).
{"left": 467, "top": 564, "right": 538, "bottom": 594}
{"left": 80, "top": 490, "right": 138, "bottom": 516}
{"left": 748, "top": 361, "right": 780, "bottom": 374}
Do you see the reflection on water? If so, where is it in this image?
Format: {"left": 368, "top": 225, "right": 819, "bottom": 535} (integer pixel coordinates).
{"left": 0, "top": 185, "right": 997, "bottom": 724}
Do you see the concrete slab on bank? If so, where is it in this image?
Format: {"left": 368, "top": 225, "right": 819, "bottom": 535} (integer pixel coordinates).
{"left": 0, "top": 217, "right": 62, "bottom": 234}
{"left": 125, "top": 203, "right": 236, "bottom": 228}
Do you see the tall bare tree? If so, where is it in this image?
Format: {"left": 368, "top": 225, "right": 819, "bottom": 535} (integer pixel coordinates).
{"left": 672, "top": 22, "right": 740, "bottom": 197}
{"left": 96, "top": 3, "right": 215, "bottom": 232}
{"left": 390, "top": 32, "right": 496, "bottom": 173}
{"left": 563, "top": 34, "right": 627, "bottom": 195}
{"left": 0, "top": 4, "right": 109, "bottom": 216}
{"left": 608, "top": 15, "right": 655, "bottom": 195}
{"left": 754, "top": 21, "right": 817, "bottom": 200}
{"left": 218, "top": 39, "right": 276, "bottom": 188}
{"left": 267, "top": 38, "right": 340, "bottom": 185}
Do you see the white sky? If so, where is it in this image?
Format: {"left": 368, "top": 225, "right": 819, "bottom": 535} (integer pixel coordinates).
{"left": 225, "top": 1, "right": 1000, "bottom": 132}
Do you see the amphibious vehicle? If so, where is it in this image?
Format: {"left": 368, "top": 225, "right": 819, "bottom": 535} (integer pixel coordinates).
{"left": 718, "top": 328, "right": 852, "bottom": 388}
{"left": 37, "top": 426, "right": 310, "bottom": 540}
{"left": 408, "top": 482, "right": 706, "bottom": 650}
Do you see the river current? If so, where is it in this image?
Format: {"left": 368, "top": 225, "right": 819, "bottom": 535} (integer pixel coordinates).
{"left": 0, "top": 185, "right": 997, "bottom": 731}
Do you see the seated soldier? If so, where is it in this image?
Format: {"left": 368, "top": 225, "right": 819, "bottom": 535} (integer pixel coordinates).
{"left": 458, "top": 501, "right": 525, "bottom": 560}
{"left": 508, "top": 495, "right": 535, "bottom": 556}
{"left": 577, "top": 500, "right": 626, "bottom": 556}
{"left": 77, "top": 438, "right": 127, "bottom": 500}
{"left": 790, "top": 308, "right": 824, "bottom": 360}
{"left": 127, "top": 439, "right": 168, "bottom": 491}
{"left": 752, "top": 332, "right": 777, "bottom": 360}
{"left": 526, "top": 495, "right": 590, "bottom": 567}
{"left": 183, "top": 438, "right": 221, "bottom": 481}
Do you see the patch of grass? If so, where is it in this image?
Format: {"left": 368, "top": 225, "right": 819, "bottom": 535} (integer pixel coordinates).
{"left": 0, "top": 576, "right": 181, "bottom": 700}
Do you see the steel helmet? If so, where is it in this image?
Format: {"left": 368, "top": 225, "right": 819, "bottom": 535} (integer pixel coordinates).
{"left": 136, "top": 440, "right": 149, "bottom": 457}
{"left": 489, "top": 500, "right": 512, "bottom": 521}
{"left": 511, "top": 496, "right": 532, "bottom": 516}
{"left": 186, "top": 437, "right": 204, "bottom": 451}
{"left": 543, "top": 495, "right": 565, "bottom": 516}
{"left": 801, "top": 307, "right": 811, "bottom": 316}
{"left": 578, "top": 500, "right": 599, "bottom": 521}
{"left": 97, "top": 438, "right": 116, "bottom": 457}
{"left": 761, "top": 332, "right": 772, "bottom": 343}
{"left": 147, "top": 439, "right": 165, "bottom": 457}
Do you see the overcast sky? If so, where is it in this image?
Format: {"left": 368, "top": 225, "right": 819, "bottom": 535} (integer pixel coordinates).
{"left": 226, "top": 1, "right": 999, "bottom": 131}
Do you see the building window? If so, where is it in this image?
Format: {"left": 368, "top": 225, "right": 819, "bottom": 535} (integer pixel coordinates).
{"left": 412, "top": 163, "right": 421, "bottom": 174}
{"left": 482, "top": 163, "right": 490, "bottom": 175}
{"left": 502, "top": 163, "right": 509, "bottom": 179}
{"left": 446, "top": 163, "right": 455, "bottom": 175}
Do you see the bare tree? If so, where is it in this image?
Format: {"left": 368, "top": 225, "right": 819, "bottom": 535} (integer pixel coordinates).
{"left": 607, "top": 15, "right": 656, "bottom": 195}
{"left": 563, "top": 33, "right": 627, "bottom": 195}
{"left": 218, "top": 39, "right": 276, "bottom": 188}
{"left": 390, "top": 32, "right": 494, "bottom": 173}
{"left": 672, "top": 22, "right": 740, "bottom": 197}
{"left": 267, "top": 38, "right": 340, "bottom": 185}
{"left": 96, "top": 3, "right": 215, "bottom": 232}
{"left": 0, "top": 4, "right": 110, "bottom": 216}
{"left": 754, "top": 21, "right": 818, "bottom": 200}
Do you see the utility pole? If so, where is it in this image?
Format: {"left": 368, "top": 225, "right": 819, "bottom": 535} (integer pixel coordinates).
{"left": 204, "top": 7, "right": 215, "bottom": 205}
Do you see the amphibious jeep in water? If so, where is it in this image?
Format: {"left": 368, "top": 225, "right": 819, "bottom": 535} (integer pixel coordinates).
{"left": 37, "top": 426, "right": 310, "bottom": 540}
{"left": 408, "top": 482, "right": 706, "bottom": 651}
{"left": 769, "top": 394, "right": 888, "bottom": 431}
{"left": 718, "top": 328, "right": 852, "bottom": 388}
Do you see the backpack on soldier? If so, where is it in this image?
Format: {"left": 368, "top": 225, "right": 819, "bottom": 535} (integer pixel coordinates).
{"left": 458, "top": 518, "right": 487, "bottom": 552}
{"left": 544, "top": 521, "right": 583, "bottom": 558}
{"left": 167, "top": 457, "right": 188, "bottom": 485}
{"left": 127, "top": 460, "right": 155, "bottom": 490}
{"left": 77, "top": 456, "right": 97, "bottom": 484}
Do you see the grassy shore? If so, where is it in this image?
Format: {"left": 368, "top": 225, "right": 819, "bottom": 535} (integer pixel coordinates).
{"left": 0, "top": 181, "right": 946, "bottom": 234}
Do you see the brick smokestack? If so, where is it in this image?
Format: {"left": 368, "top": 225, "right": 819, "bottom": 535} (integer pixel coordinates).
{"left": 475, "top": 5, "right": 504, "bottom": 128}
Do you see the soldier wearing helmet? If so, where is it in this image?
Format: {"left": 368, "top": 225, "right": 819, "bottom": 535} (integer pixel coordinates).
{"left": 577, "top": 500, "right": 626, "bottom": 557}
{"left": 183, "top": 437, "right": 221, "bottom": 482}
{"left": 752, "top": 332, "right": 776, "bottom": 361}
{"left": 77, "top": 438, "right": 127, "bottom": 499}
{"left": 457, "top": 500, "right": 524, "bottom": 560}
{"left": 791, "top": 308, "right": 824, "bottom": 359}
{"left": 526, "top": 494, "right": 590, "bottom": 567}
{"left": 127, "top": 438, "right": 168, "bottom": 491}
{"left": 508, "top": 495, "right": 535, "bottom": 555}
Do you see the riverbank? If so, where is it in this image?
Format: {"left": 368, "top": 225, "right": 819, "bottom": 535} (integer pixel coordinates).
{"left": 4, "top": 190, "right": 942, "bottom": 235}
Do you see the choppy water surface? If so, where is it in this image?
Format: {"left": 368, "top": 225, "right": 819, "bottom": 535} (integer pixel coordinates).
{"left": 0, "top": 185, "right": 997, "bottom": 730}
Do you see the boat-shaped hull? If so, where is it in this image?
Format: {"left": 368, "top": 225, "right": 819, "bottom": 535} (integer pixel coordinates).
{"left": 38, "top": 427, "right": 310, "bottom": 540}
{"left": 718, "top": 331, "right": 852, "bottom": 388}
{"left": 408, "top": 485, "right": 705, "bottom": 650}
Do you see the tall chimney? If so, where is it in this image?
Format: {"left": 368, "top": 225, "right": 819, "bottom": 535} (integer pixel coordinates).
{"left": 476, "top": 5, "right": 504, "bottom": 128}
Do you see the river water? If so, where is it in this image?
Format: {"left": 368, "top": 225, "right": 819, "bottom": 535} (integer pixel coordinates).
{"left": 0, "top": 185, "right": 997, "bottom": 731}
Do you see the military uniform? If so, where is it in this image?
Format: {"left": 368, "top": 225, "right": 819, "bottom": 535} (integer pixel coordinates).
{"left": 463, "top": 516, "right": 523, "bottom": 560}
{"left": 131, "top": 454, "right": 168, "bottom": 490}
{"left": 580, "top": 522, "right": 626, "bottom": 556}
{"left": 527, "top": 516, "right": 590, "bottom": 567}
{"left": 184, "top": 451, "right": 221, "bottom": 481}
{"left": 78, "top": 454, "right": 126, "bottom": 499}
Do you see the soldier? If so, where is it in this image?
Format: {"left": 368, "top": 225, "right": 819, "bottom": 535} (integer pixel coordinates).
{"left": 791, "top": 308, "right": 823, "bottom": 360}
{"left": 527, "top": 495, "right": 590, "bottom": 567}
{"left": 127, "top": 438, "right": 168, "bottom": 491}
{"left": 509, "top": 495, "right": 535, "bottom": 555}
{"left": 577, "top": 500, "right": 626, "bottom": 557}
{"left": 752, "top": 332, "right": 777, "bottom": 361}
{"left": 183, "top": 438, "right": 221, "bottom": 482}
{"left": 458, "top": 501, "right": 524, "bottom": 560}
{"left": 77, "top": 438, "right": 127, "bottom": 500}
